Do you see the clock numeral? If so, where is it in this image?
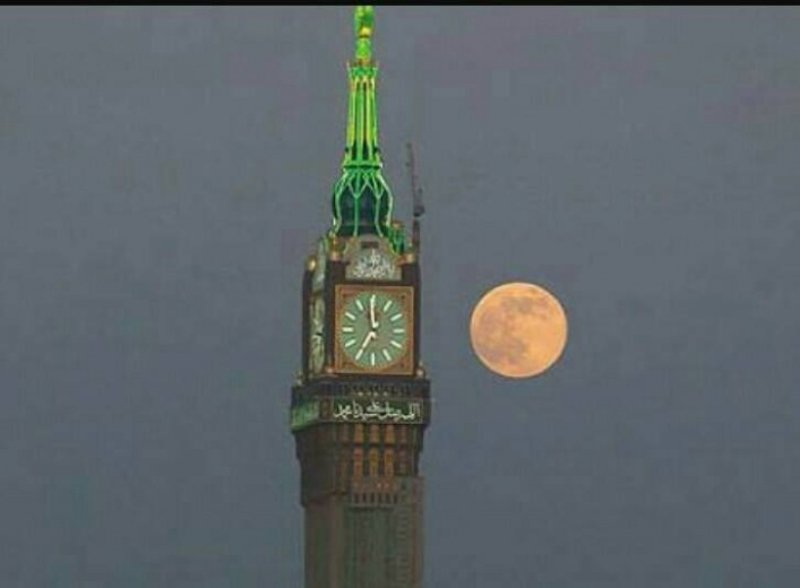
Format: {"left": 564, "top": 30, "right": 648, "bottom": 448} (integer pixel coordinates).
{"left": 342, "top": 326, "right": 354, "bottom": 333}
{"left": 390, "top": 340, "right": 403, "bottom": 349}
{"left": 355, "top": 299, "right": 365, "bottom": 311}
{"left": 370, "top": 352, "right": 376, "bottom": 367}
{"left": 344, "top": 338, "right": 357, "bottom": 348}
{"left": 344, "top": 311, "right": 356, "bottom": 321}
{"left": 382, "top": 300, "right": 392, "bottom": 312}
{"left": 382, "top": 348, "right": 392, "bottom": 362}
{"left": 392, "top": 327, "right": 405, "bottom": 334}
{"left": 390, "top": 313, "right": 403, "bottom": 323}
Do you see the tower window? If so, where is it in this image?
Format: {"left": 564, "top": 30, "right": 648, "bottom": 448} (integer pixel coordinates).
{"left": 385, "top": 424, "right": 395, "bottom": 444}
{"left": 384, "top": 448, "right": 395, "bottom": 477}
{"left": 368, "top": 448, "right": 379, "bottom": 477}
{"left": 338, "top": 451, "right": 349, "bottom": 491}
{"left": 353, "top": 447, "right": 364, "bottom": 479}
{"left": 398, "top": 450, "right": 407, "bottom": 476}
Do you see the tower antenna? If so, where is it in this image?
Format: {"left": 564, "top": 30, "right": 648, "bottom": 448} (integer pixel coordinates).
{"left": 406, "top": 142, "right": 425, "bottom": 253}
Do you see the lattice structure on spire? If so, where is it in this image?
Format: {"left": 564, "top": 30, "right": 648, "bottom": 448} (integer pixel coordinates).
{"left": 330, "top": 6, "right": 405, "bottom": 253}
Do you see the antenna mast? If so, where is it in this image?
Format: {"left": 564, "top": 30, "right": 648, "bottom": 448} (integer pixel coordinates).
{"left": 406, "top": 142, "right": 425, "bottom": 253}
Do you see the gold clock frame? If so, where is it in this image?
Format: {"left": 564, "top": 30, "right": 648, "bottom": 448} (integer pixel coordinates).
{"left": 333, "top": 284, "right": 415, "bottom": 375}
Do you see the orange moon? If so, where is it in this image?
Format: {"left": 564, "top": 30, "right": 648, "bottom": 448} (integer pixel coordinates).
{"left": 469, "top": 282, "right": 568, "bottom": 378}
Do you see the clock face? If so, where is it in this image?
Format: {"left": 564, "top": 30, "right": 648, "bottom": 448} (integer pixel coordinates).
{"left": 336, "top": 287, "right": 412, "bottom": 373}
{"left": 350, "top": 249, "right": 397, "bottom": 280}
{"left": 309, "top": 296, "right": 325, "bottom": 374}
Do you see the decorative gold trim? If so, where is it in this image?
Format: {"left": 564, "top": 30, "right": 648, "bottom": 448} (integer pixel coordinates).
{"left": 333, "top": 284, "right": 414, "bottom": 375}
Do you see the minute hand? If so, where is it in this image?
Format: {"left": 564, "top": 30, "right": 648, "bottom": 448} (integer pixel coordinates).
{"left": 369, "top": 295, "right": 378, "bottom": 329}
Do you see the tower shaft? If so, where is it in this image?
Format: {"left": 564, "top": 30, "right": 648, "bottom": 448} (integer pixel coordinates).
{"left": 290, "top": 7, "right": 430, "bottom": 587}
{"left": 292, "top": 384, "right": 429, "bottom": 588}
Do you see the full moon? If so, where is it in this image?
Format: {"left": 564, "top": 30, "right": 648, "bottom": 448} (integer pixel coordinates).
{"left": 469, "top": 282, "right": 568, "bottom": 378}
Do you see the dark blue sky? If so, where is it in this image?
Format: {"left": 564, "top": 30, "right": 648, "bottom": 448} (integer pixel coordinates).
{"left": 1, "top": 7, "right": 799, "bottom": 587}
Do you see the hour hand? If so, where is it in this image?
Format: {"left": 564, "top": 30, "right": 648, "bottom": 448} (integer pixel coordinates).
{"left": 355, "top": 330, "right": 376, "bottom": 360}
{"left": 361, "top": 330, "right": 377, "bottom": 350}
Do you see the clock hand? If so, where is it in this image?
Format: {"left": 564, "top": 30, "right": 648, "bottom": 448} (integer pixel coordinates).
{"left": 355, "top": 330, "right": 377, "bottom": 360}
{"left": 361, "top": 330, "right": 377, "bottom": 349}
{"left": 369, "top": 294, "right": 378, "bottom": 329}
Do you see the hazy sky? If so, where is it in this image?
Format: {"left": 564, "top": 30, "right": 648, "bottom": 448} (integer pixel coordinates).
{"left": 2, "top": 6, "right": 799, "bottom": 587}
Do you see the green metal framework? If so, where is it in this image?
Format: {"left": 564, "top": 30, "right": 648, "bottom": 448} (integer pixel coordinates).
{"left": 330, "top": 6, "right": 405, "bottom": 253}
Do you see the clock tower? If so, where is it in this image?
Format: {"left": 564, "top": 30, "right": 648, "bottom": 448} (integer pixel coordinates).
{"left": 290, "top": 6, "right": 431, "bottom": 588}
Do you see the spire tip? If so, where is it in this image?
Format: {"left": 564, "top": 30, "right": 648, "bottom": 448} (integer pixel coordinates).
{"left": 354, "top": 5, "right": 374, "bottom": 63}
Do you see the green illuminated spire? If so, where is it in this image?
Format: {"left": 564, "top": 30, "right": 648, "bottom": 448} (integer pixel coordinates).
{"left": 331, "top": 6, "right": 403, "bottom": 251}
{"left": 354, "top": 5, "right": 374, "bottom": 64}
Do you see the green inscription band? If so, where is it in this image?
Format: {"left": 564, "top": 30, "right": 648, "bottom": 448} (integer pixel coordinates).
{"left": 332, "top": 397, "right": 423, "bottom": 423}
{"left": 290, "top": 400, "right": 320, "bottom": 431}
{"left": 290, "top": 396, "right": 425, "bottom": 431}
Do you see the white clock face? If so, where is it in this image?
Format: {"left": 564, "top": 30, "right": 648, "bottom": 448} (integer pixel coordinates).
{"left": 351, "top": 249, "right": 396, "bottom": 280}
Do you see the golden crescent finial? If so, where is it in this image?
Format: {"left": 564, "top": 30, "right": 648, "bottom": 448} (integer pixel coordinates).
{"left": 354, "top": 5, "right": 374, "bottom": 63}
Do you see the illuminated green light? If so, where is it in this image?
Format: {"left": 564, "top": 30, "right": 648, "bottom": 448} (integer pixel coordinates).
{"left": 329, "top": 6, "right": 406, "bottom": 254}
